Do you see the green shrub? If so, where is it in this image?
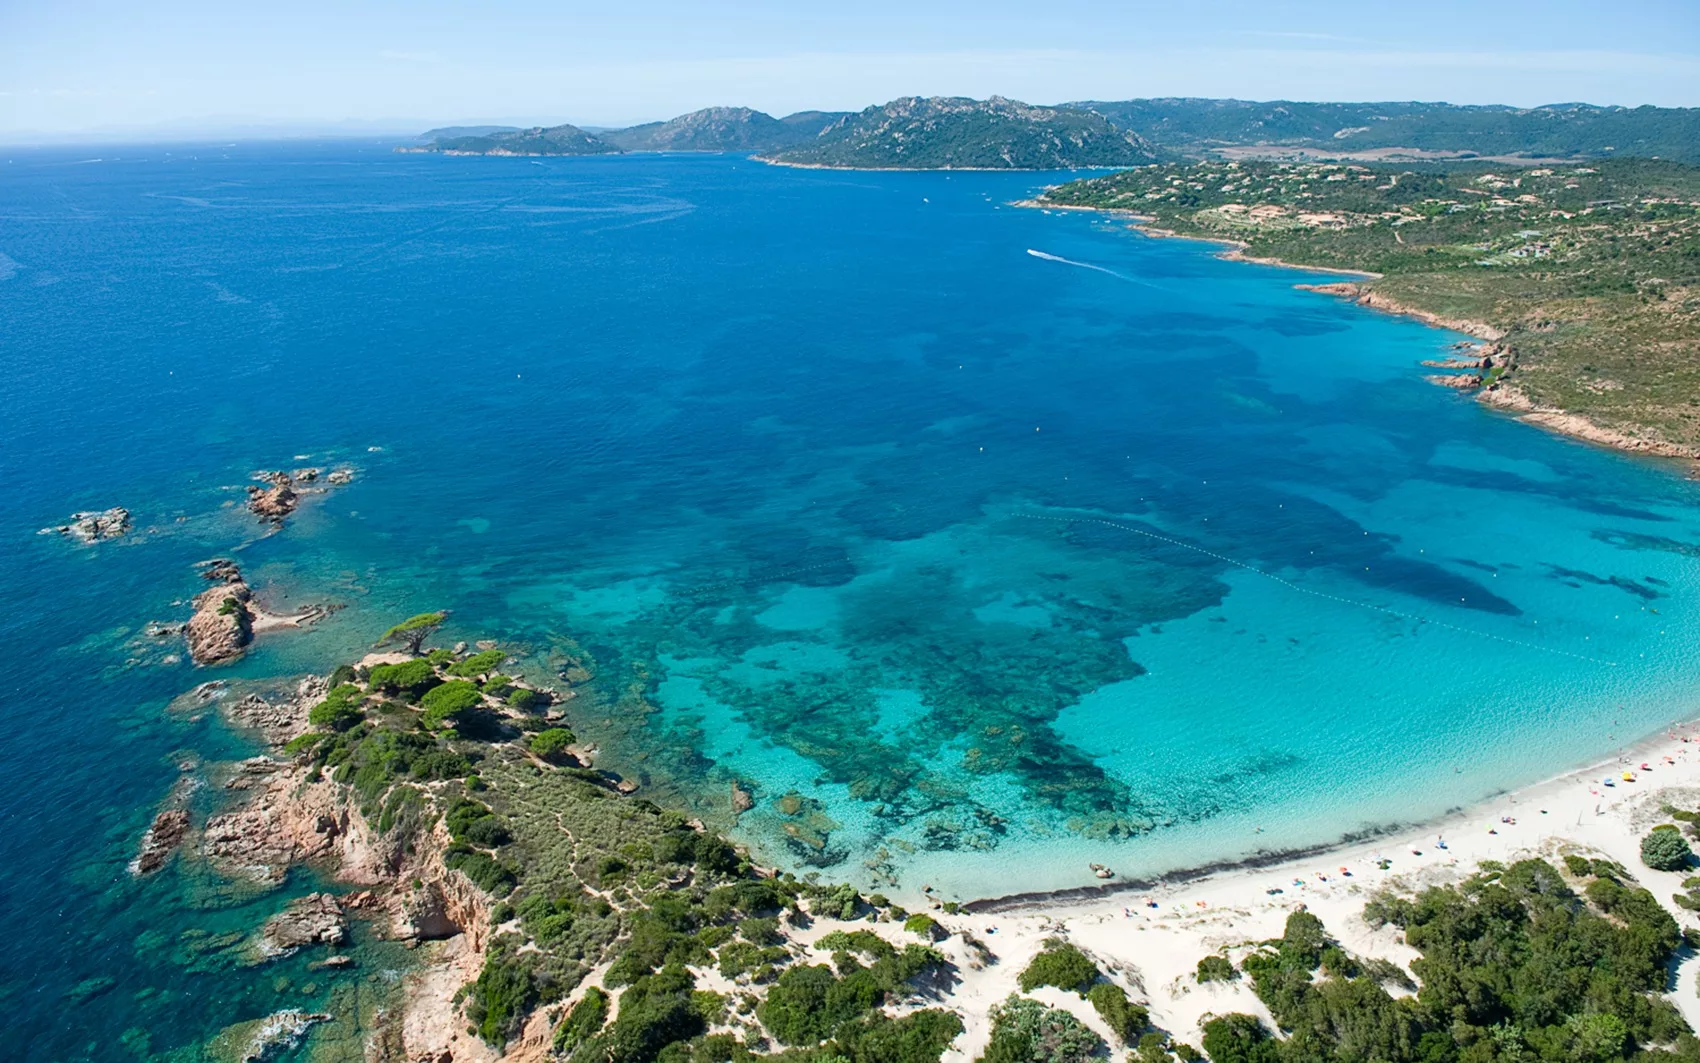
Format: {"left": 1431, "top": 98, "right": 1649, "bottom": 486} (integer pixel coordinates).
{"left": 1563, "top": 853, "right": 1594, "bottom": 876}
{"left": 445, "top": 845, "right": 517, "bottom": 895}
{"left": 1195, "top": 954, "right": 1238, "bottom": 983}
{"left": 904, "top": 913, "right": 944, "bottom": 941}
{"left": 758, "top": 963, "right": 883, "bottom": 1045}
{"left": 828, "top": 1008, "right": 963, "bottom": 1063}
{"left": 507, "top": 687, "right": 548, "bottom": 712}
{"left": 595, "top": 964, "right": 707, "bottom": 1063}
{"left": 420, "top": 680, "right": 484, "bottom": 728}
{"left": 1086, "top": 981, "right": 1147, "bottom": 1042}
{"left": 552, "top": 986, "right": 608, "bottom": 1054}
{"left": 1199, "top": 1014, "right": 1278, "bottom": 1063}
{"left": 327, "top": 664, "right": 357, "bottom": 687}
{"left": 283, "top": 731, "right": 326, "bottom": 756}
{"left": 451, "top": 648, "right": 507, "bottom": 677}
{"left": 367, "top": 658, "right": 438, "bottom": 698}
{"left": 978, "top": 994, "right": 1103, "bottom": 1063}
{"left": 1642, "top": 826, "right": 1693, "bottom": 871}
{"left": 739, "top": 917, "right": 781, "bottom": 945}
{"left": 814, "top": 883, "right": 861, "bottom": 921}
{"left": 308, "top": 693, "right": 363, "bottom": 732}
{"left": 1018, "top": 940, "right": 1099, "bottom": 995}
{"left": 465, "top": 938, "right": 547, "bottom": 1044}
{"left": 529, "top": 727, "right": 577, "bottom": 761}
{"left": 445, "top": 798, "right": 510, "bottom": 847}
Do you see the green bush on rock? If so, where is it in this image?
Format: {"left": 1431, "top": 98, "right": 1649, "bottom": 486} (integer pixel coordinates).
{"left": 529, "top": 727, "right": 577, "bottom": 762}
{"left": 307, "top": 684, "right": 365, "bottom": 732}
{"left": 367, "top": 658, "right": 438, "bottom": 698}
{"left": 450, "top": 648, "right": 507, "bottom": 677}
{"left": 507, "top": 686, "right": 548, "bottom": 712}
{"left": 420, "top": 680, "right": 484, "bottom": 728}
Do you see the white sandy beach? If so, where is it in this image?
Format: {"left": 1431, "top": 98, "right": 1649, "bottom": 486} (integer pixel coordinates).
{"left": 912, "top": 721, "right": 1700, "bottom": 1058}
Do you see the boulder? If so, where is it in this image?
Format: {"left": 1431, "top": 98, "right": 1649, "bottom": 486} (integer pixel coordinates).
{"left": 247, "top": 472, "right": 299, "bottom": 522}
{"left": 133, "top": 809, "right": 192, "bottom": 874}
{"left": 41, "top": 507, "right": 131, "bottom": 542}
{"left": 187, "top": 560, "right": 254, "bottom": 665}
{"left": 258, "top": 892, "right": 348, "bottom": 957}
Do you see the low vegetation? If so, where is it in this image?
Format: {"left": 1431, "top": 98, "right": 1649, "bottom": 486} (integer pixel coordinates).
{"left": 1643, "top": 824, "right": 1694, "bottom": 871}
{"left": 977, "top": 994, "right": 1104, "bottom": 1063}
{"left": 1200, "top": 857, "right": 1696, "bottom": 1061}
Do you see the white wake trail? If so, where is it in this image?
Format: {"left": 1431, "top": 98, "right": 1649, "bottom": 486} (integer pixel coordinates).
{"left": 1026, "top": 248, "right": 1163, "bottom": 289}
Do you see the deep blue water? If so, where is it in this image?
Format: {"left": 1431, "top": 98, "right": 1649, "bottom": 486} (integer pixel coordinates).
{"left": 4, "top": 141, "right": 1700, "bottom": 1058}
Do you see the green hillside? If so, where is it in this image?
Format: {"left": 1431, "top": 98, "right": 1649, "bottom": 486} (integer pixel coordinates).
{"left": 764, "top": 96, "right": 1160, "bottom": 170}
{"left": 420, "top": 123, "right": 620, "bottom": 156}
{"left": 599, "top": 106, "right": 844, "bottom": 152}
{"left": 1073, "top": 98, "right": 1700, "bottom": 163}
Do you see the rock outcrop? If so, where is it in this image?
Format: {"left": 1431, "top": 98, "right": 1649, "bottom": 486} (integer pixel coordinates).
{"left": 245, "top": 466, "right": 355, "bottom": 522}
{"left": 40, "top": 506, "right": 131, "bottom": 542}
{"left": 247, "top": 472, "right": 300, "bottom": 522}
{"left": 257, "top": 892, "right": 348, "bottom": 957}
{"left": 187, "top": 560, "right": 255, "bottom": 665}
{"left": 133, "top": 809, "right": 192, "bottom": 874}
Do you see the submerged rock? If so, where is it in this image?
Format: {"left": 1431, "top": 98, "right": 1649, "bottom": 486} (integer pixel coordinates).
{"left": 41, "top": 506, "right": 131, "bottom": 542}
{"left": 133, "top": 808, "right": 192, "bottom": 875}
{"left": 207, "top": 1009, "right": 333, "bottom": 1063}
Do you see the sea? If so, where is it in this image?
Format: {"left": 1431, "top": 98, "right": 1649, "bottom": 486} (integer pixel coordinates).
{"left": 3, "top": 140, "right": 1699, "bottom": 1059}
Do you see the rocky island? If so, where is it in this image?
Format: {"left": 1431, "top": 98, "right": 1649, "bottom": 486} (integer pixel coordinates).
{"left": 40, "top": 505, "right": 132, "bottom": 542}
{"left": 186, "top": 558, "right": 329, "bottom": 665}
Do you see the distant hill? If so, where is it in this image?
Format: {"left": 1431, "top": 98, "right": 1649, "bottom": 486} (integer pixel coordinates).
{"left": 1070, "top": 99, "right": 1700, "bottom": 163}
{"left": 411, "top": 123, "right": 620, "bottom": 156}
{"left": 763, "top": 96, "right": 1160, "bottom": 170}
{"left": 597, "top": 106, "right": 849, "bottom": 152}
{"left": 415, "top": 125, "right": 522, "bottom": 142}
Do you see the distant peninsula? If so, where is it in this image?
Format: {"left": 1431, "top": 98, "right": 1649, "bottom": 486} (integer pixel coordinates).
{"left": 398, "top": 96, "right": 1700, "bottom": 169}
{"left": 398, "top": 97, "right": 1156, "bottom": 169}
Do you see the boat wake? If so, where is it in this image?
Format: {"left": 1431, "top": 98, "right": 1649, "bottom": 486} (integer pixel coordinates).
{"left": 1026, "top": 248, "right": 1162, "bottom": 289}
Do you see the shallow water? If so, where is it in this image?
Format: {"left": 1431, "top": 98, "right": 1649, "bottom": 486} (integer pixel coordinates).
{"left": 4, "top": 142, "right": 1699, "bottom": 1055}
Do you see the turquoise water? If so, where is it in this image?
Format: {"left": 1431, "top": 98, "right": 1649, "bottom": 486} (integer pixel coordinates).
{"left": 4, "top": 141, "right": 1700, "bottom": 1055}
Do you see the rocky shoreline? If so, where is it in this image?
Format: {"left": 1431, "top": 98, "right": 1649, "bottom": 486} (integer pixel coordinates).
{"left": 1022, "top": 195, "right": 1698, "bottom": 467}
{"left": 184, "top": 559, "right": 330, "bottom": 666}
{"left": 154, "top": 662, "right": 513, "bottom": 1061}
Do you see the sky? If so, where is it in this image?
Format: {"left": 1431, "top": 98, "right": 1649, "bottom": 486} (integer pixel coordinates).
{"left": 1, "top": 0, "right": 1696, "bottom": 140}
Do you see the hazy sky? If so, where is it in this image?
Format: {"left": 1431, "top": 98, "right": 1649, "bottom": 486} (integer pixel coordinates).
{"left": 2, "top": 0, "right": 1697, "bottom": 138}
